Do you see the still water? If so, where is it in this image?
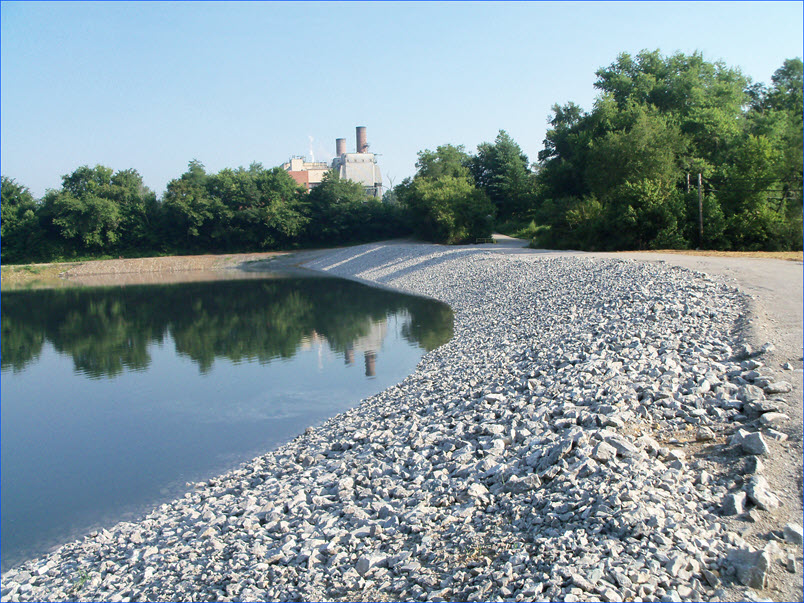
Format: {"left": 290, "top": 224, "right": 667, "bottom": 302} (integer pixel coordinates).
{"left": 0, "top": 273, "right": 453, "bottom": 570}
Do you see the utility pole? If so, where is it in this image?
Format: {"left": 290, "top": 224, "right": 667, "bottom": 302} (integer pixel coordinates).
{"left": 698, "top": 173, "right": 703, "bottom": 249}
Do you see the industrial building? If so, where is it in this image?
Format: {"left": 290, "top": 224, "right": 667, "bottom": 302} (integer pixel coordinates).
{"left": 282, "top": 126, "right": 383, "bottom": 198}
{"left": 281, "top": 157, "right": 329, "bottom": 191}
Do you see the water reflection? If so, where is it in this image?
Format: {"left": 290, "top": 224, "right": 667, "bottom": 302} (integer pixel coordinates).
{"left": 1, "top": 276, "right": 453, "bottom": 379}
{"left": 0, "top": 274, "right": 453, "bottom": 570}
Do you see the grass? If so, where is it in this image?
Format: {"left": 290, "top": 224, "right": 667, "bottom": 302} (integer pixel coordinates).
{"left": 494, "top": 218, "right": 549, "bottom": 241}
{"left": 1, "top": 262, "right": 80, "bottom": 290}
{"left": 499, "top": 221, "right": 802, "bottom": 261}
{"left": 622, "top": 249, "right": 803, "bottom": 261}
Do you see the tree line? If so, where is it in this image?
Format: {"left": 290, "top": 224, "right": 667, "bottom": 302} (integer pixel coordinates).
{"left": 2, "top": 50, "right": 801, "bottom": 262}
{"left": 1, "top": 161, "right": 410, "bottom": 264}
{"left": 399, "top": 51, "right": 802, "bottom": 251}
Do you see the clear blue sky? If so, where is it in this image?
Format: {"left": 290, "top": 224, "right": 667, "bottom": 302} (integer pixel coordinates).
{"left": 2, "top": 1, "right": 802, "bottom": 199}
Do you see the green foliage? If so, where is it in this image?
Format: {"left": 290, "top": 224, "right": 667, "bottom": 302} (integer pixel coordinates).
{"left": 3, "top": 158, "right": 408, "bottom": 263}
{"left": 494, "top": 217, "right": 542, "bottom": 241}
{"left": 35, "top": 165, "right": 158, "bottom": 257}
{"left": 469, "top": 131, "right": 535, "bottom": 220}
{"left": 398, "top": 174, "right": 494, "bottom": 244}
{"left": 415, "top": 144, "right": 472, "bottom": 180}
{"left": 161, "top": 161, "right": 310, "bottom": 253}
{"left": 395, "top": 143, "right": 496, "bottom": 244}
{"left": 1, "top": 177, "right": 43, "bottom": 263}
{"left": 305, "top": 171, "right": 370, "bottom": 243}
{"left": 585, "top": 105, "right": 687, "bottom": 197}
{"left": 536, "top": 50, "right": 803, "bottom": 251}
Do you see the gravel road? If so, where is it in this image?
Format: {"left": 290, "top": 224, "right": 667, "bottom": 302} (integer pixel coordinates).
{"left": 1, "top": 241, "right": 801, "bottom": 602}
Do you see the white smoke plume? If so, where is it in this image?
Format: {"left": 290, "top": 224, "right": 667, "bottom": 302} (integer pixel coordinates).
{"left": 308, "top": 135, "right": 315, "bottom": 163}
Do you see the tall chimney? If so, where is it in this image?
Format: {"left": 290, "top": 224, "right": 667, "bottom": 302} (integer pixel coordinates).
{"left": 356, "top": 126, "right": 367, "bottom": 153}
{"left": 335, "top": 138, "right": 346, "bottom": 157}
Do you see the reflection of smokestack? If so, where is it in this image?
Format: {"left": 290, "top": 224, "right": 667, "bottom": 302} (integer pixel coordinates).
{"left": 336, "top": 138, "right": 346, "bottom": 157}
{"left": 364, "top": 351, "right": 376, "bottom": 377}
{"left": 345, "top": 347, "right": 354, "bottom": 365}
{"left": 356, "top": 126, "right": 367, "bottom": 153}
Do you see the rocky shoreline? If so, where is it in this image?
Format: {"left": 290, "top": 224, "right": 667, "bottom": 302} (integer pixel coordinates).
{"left": 2, "top": 243, "right": 802, "bottom": 602}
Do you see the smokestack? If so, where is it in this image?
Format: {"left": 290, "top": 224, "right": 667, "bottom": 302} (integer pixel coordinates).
{"left": 356, "top": 126, "right": 367, "bottom": 153}
{"left": 335, "top": 138, "right": 346, "bottom": 157}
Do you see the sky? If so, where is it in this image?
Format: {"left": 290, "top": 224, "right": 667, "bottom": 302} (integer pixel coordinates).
{"left": 1, "top": 1, "right": 802, "bottom": 199}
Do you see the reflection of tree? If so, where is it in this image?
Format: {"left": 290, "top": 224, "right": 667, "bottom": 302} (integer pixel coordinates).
{"left": 0, "top": 277, "right": 454, "bottom": 378}
{"left": 169, "top": 284, "right": 317, "bottom": 374}
{"left": 1, "top": 314, "right": 45, "bottom": 372}
{"left": 400, "top": 300, "right": 456, "bottom": 352}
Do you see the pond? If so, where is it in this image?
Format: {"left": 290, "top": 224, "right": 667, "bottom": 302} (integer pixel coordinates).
{"left": 0, "top": 271, "right": 453, "bottom": 570}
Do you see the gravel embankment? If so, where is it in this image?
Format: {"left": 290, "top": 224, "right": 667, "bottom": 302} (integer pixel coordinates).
{"left": 2, "top": 243, "right": 801, "bottom": 602}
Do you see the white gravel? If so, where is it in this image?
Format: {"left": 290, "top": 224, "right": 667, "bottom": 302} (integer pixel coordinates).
{"left": 2, "top": 242, "right": 800, "bottom": 602}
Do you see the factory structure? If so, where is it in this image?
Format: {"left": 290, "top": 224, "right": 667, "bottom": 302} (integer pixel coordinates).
{"left": 282, "top": 126, "right": 383, "bottom": 198}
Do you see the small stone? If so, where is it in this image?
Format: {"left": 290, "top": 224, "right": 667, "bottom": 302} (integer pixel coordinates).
{"left": 592, "top": 441, "right": 617, "bottom": 462}
{"left": 739, "top": 384, "right": 765, "bottom": 403}
{"left": 142, "top": 546, "right": 159, "bottom": 559}
{"left": 696, "top": 426, "right": 715, "bottom": 441}
{"left": 764, "top": 428, "right": 788, "bottom": 442}
{"left": 356, "top": 554, "right": 385, "bottom": 576}
{"left": 702, "top": 568, "right": 721, "bottom": 588}
{"left": 467, "top": 483, "right": 489, "bottom": 501}
{"left": 786, "top": 555, "right": 797, "bottom": 573}
{"left": 603, "top": 433, "right": 640, "bottom": 458}
{"left": 744, "top": 456, "right": 764, "bottom": 474}
{"left": 722, "top": 492, "right": 746, "bottom": 516}
{"left": 784, "top": 524, "right": 803, "bottom": 545}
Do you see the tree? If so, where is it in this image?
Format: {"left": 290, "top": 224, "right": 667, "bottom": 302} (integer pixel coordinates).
{"left": 109, "top": 169, "right": 159, "bottom": 249}
{"left": 469, "top": 131, "right": 535, "bottom": 219}
{"left": 585, "top": 104, "right": 688, "bottom": 196}
{"left": 305, "top": 171, "right": 368, "bottom": 243}
{"left": 398, "top": 174, "right": 494, "bottom": 244}
{"left": 415, "top": 144, "right": 472, "bottom": 180}
{"left": 535, "top": 51, "right": 802, "bottom": 251}
{"left": 36, "top": 165, "right": 160, "bottom": 256}
{"left": 39, "top": 165, "right": 125, "bottom": 253}
{"left": 1, "top": 177, "right": 43, "bottom": 263}
{"left": 161, "top": 161, "right": 220, "bottom": 250}
{"left": 163, "top": 161, "right": 308, "bottom": 252}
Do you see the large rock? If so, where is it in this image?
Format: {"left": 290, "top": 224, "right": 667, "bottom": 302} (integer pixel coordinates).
{"left": 745, "top": 475, "right": 780, "bottom": 510}
{"left": 741, "top": 432, "right": 769, "bottom": 456}
{"left": 727, "top": 546, "right": 775, "bottom": 588}
{"left": 784, "top": 524, "right": 803, "bottom": 545}
{"left": 764, "top": 381, "right": 792, "bottom": 394}
{"left": 759, "top": 412, "right": 790, "bottom": 427}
